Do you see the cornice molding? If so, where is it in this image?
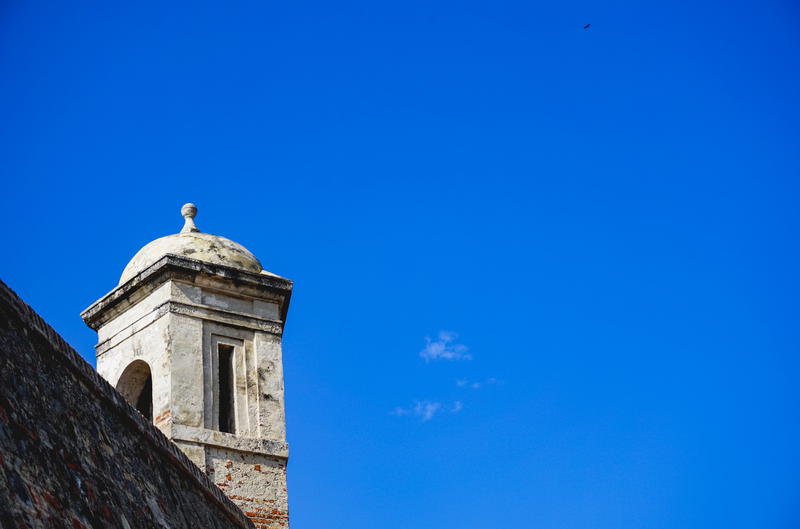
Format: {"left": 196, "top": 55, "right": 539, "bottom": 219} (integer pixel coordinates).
{"left": 82, "top": 254, "right": 293, "bottom": 330}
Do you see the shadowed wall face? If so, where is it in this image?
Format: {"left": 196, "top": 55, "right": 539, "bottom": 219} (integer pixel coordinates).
{"left": 0, "top": 281, "right": 253, "bottom": 529}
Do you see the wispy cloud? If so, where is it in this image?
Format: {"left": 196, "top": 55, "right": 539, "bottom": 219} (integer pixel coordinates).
{"left": 456, "top": 377, "right": 498, "bottom": 390}
{"left": 391, "top": 400, "right": 463, "bottom": 421}
{"left": 420, "top": 331, "right": 472, "bottom": 362}
{"left": 391, "top": 401, "right": 442, "bottom": 421}
{"left": 390, "top": 331, "right": 482, "bottom": 421}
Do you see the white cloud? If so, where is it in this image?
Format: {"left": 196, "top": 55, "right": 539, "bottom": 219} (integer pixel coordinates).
{"left": 456, "top": 377, "right": 499, "bottom": 390}
{"left": 416, "top": 401, "right": 442, "bottom": 421}
{"left": 391, "top": 400, "right": 464, "bottom": 421}
{"left": 391, "top": 401, "right": 441, "bottom": 421}
{"left": 391, "top": 406, "right": 410, "bottom": 416}
{"left": 420, "top": 331, "right": 472, "bottom": 362}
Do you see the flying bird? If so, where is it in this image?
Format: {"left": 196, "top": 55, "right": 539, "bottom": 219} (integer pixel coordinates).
{"left": 583, "top": 23, "right": 591, "bottom": 29}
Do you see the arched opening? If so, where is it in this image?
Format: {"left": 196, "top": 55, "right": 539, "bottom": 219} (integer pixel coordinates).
{"left": 116, "top": 360, "right": 153, "bottom": 421}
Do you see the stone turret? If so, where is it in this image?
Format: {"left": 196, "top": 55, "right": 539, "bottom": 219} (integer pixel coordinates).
{"left": 82, "top": 204, "right": 292, "bottom": 529}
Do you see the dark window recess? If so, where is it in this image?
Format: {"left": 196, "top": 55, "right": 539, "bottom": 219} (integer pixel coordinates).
{"left": 136, "top": 375, "right": 153, "bottom": 420}
{"left": 218, "top": 344, "right": 235, "bottom": 433}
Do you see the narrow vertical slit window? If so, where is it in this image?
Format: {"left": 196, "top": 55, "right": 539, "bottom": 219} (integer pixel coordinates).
{"left": 218, "top": 344, "right": 236, "bottom": 433}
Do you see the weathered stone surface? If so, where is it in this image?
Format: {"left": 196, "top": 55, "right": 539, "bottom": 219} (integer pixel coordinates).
{"left": 0, "top": 279, "right": 254, "bottom": 529}
{"left": 82, "top": 204, "right": 294, "bottom": 529}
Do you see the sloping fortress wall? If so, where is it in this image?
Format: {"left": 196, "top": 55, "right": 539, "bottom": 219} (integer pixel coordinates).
{"left": 0, "top": 280, "right": 255, "bottom": 529}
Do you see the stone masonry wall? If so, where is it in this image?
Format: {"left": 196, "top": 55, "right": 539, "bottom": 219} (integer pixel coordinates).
{"left": 0, "top": 280, "right": 255, "bottom": 529}
{"left": 205, "top": 446, "right": 289, "bottom": 528}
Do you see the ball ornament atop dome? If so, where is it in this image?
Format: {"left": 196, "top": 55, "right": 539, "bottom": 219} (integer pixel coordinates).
{"left": 180, "top": 203, "right": 200, "bottom": 233}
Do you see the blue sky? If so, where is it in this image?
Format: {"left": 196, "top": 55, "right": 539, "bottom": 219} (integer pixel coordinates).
{"left": 1, "top": 1, "right": 799, "bottom": 528}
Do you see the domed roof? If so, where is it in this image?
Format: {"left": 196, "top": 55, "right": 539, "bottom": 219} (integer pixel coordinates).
{"left": 119, "top": 203, "right": 269, "bottom": 285}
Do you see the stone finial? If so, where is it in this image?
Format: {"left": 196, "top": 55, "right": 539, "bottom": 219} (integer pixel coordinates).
{"left": 180, "top": 203, "right": 200, "bottom": 233}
